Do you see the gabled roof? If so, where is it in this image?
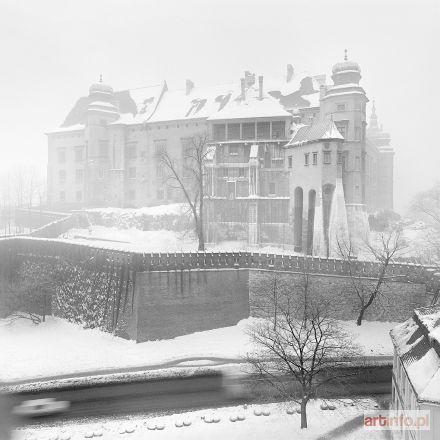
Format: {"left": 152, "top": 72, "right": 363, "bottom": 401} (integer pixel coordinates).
{"left": 390, "top": 306, "right": 440, "bottom": 405}
{"left": 285, "top": 120, "right": 344, "bottom": 147}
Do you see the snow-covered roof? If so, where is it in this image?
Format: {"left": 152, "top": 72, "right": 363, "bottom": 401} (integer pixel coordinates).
{"left": 285, "top": 120, "right": 344, "bottom": 147}
{"left": 207, "top": 85, "right": 291, "bottom": 121}
{"left": 46, "top": 123, "right": 85, "bottom": 135}
{"left": 108, "top": 84, "right": 165, "bottom": 125}
{"left": 148, "top": 82, "right": 238, "bottom": 123}
{"left": 56, "top": 70, "right": 327, "bottom": 130}
{"left": 390, "top": 305, "right": 440, "bottom": 404}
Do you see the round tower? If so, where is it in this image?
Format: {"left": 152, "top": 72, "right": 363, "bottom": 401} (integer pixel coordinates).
{"left": 321, "top": 51, "right": 370, "bottom": 247}
{"left": 84, "top": 76, "right": 120, "bottom": 206}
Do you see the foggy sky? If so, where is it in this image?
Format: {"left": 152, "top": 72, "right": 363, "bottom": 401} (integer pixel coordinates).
{"left": 0, "top": 0, "right": 438, "bottom": 212}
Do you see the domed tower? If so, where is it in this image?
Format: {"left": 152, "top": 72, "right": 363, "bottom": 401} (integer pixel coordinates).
{"left": 84, "top": 76, "right": 120, "bottom": 207}
{"left": 320, "top": 50, "right": 370, "bottom": 245}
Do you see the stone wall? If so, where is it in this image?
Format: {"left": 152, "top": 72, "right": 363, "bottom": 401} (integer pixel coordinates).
{"left": 0, "top": 237, "right": 438, "bottom": 342}
{"left": 249, "top": 270, "right": 429, "bottom": 323}
{"left": 130, "top": 269, "right": 249, "bottom": 341}
{"left": 129, "top": 268, "right": 430, "bottom": 342}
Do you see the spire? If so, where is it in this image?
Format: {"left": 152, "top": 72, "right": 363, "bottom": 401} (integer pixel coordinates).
{"left": 370, "top": 99, "right": 379, "bottom": 129}
{"left": 99, "top": 74, "right": 103, "bottom": 83}
{"left": 344, "top": 49, "right": 348, "bottom": 61}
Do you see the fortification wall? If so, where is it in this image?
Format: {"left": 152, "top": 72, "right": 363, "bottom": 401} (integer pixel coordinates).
{"left": 132, "top": 269, "right": 249, "bottom": 341}
{"left": 0, "top": 237, "right": 438, "bottom": 342}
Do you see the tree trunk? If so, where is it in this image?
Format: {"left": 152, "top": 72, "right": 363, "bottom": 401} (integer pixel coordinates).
{"left": 300, "top": 399, "right": 308, "bottom": 429}
{"left": 356, "top": 307, "right": 366, "bottom": 326}
{"left": 198, "top": 179, "right": 205, "bottom": 251}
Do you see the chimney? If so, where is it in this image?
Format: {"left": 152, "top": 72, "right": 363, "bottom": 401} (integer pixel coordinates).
{"left": 320, "top": 84, "right": 327, "bottom": 100}
{"left": 258, "top": 75, "right": 263, "bottom": 99}
{"left": 286, "top": 64, "right": 294, "bottom": 82}
{"left": 244, "top": 71, "right": 255, "bottom": 88}
{"left": 186, "top": 79, "right": 194, "bottom": 95}
{"left": 240, "top": 78, "right": 245, "bottom": 100}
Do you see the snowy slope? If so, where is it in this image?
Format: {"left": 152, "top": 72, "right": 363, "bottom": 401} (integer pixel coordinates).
{"left": 0, "top": 317, "right": 396, "bottom": 382}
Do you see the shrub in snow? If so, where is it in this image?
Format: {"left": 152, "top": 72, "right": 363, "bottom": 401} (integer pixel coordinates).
{"left": 229, "top": 415, "right": 237, "bottom": 422}
{"left": 286, "top": 408, "right": 296, "bottom": 415}
{"left": 174, "top": 421, "right": 184, "bottom": 428}
{"left": 93, "top": 430, "right": 103, "bottom": 437}
{"left": 155, "top": 424, "right": 165, "bottom": 430}
{"left": 253, "top": 408, "right": 262, "bottom": 416}
{"left": 262, "top": 409, "right": 270, "bottom": 416}
{"left": 84, "top": 432, "right": 94, "bottom": 438}
{"left": 59, "top": 435, "right": 71, "bottom": 440}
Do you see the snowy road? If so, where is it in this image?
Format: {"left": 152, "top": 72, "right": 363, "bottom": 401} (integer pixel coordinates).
{"left": 6, "top": 364, "right": 392, "bottom": 425}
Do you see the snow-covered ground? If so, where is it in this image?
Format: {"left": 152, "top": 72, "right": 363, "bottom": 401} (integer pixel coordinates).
{"left": 60, "top": 226, "right": 298, "bottom": 254}
{"left": 0, "top": 317, "right": 396, "bottom": 382}
{"left": 12, "top": 398, "right": 389, "bottom": 440}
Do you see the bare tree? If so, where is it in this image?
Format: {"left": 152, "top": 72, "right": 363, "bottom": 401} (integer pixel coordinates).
{"left": 412, "top": 183, "right": 440, "bottom": 228}
{"left": 156, "top": 132, "right": 210, "bottom": 251}
{"left": 247, "top": 272, "right": 360, "bottom": 429}
{"left": 337, "top": 229, "right": 407, "bottom": 326}
{"left": 410, "top": 183, "right": 440, "bottom": 267}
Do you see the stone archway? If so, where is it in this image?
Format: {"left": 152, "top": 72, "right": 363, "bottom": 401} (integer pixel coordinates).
{"left": 306, "top": 189, "right": 316, "bottom": 255}
{"left": 294, "top": 187, "right": 303, "bottom": 252}
{"left": 322, "top": 183, "right": 335, "bottom": 257}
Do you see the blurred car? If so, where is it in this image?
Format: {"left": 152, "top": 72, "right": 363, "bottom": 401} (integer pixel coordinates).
{"left": 12, "top": 398, "right": 70, "bottom": 417}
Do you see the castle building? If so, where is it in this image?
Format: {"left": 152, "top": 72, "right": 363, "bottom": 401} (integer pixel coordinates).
{"left": 46, "top": 53, "right": 394, "bottom": 256}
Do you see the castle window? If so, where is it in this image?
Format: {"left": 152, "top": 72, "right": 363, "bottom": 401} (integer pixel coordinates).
{"left": 242, "top": 122, "right": 255, "bottom": 140}
{"left": 355, "top": 126, "right": 361, "bottom": 141}
{"left": 76, "top": 191, "right": 82, "bottom": 201}
{"left": 355, "top": 156, "right": 361, "bottom": 171}
{"left": 257, "top": 122, "right": 270, "bottom": 139}
{"left": 157, "top": 188, "right": 164, "bottom": 200}
{"left": 337, "top": 152, "right": 343, "bottom": 164}
{"left": 128, "top": 167, "right": 137, "bottom": 179}
{"left": 59, "top": 170, "right": 66, "bottom": 184}
{"left": 238, "top": 167, "right": 245, "bottom": 178}
{"left": 324, "top": 151, "right": 331, "bottom": 164}
{"left": 129, "top": 190, "right": 136, "bottom": 200}
{"left": 269, "top": 182, "right": 276, "bottom": 195}
{"left": 229, "top": 145, "right": 238, "bottom": 155}
{"left": 154, "top": 140, "right": 167, "bottom": 155}
{"left": 126, "top": 142, "right": 138, "bottom": 159}
{"left": 312, "top": 152, "right": 318, "bottom": 165}
{"left": 227, "top": 181, "right": 236, "bottom": 199}
{"left": 222, "top": 168, "right": 229, "bottom": 178}
{"left": 213, "top": 124, "right": 226, "bottom": 141}
{"left": 59, "top": 191, "right": 65, "bottom": 201}
{"left": 337, "top": 103, "right": 346, "bottom": 111}
{"left": 75, "top": 169, "right": 83, "bottom": 184}
{"left": 272, "top": 121, "right": 285, "bottom": 139}
{"left": 304, "top": 153, "right": 309, "bottom": 166}
{"left": 288, "top": 156, "right": 293, "bottom": 168}
{"left": 98, "top": 168, "right": 104, "bottom": 179}
{"left": 57, "top": 149, "right": 66, "bottom": 163}
{"left": 74, "top": 147, "right": 83, "bottom": 162}
{"left": 227, "top": 123, "right": 240, "bottom": 140}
